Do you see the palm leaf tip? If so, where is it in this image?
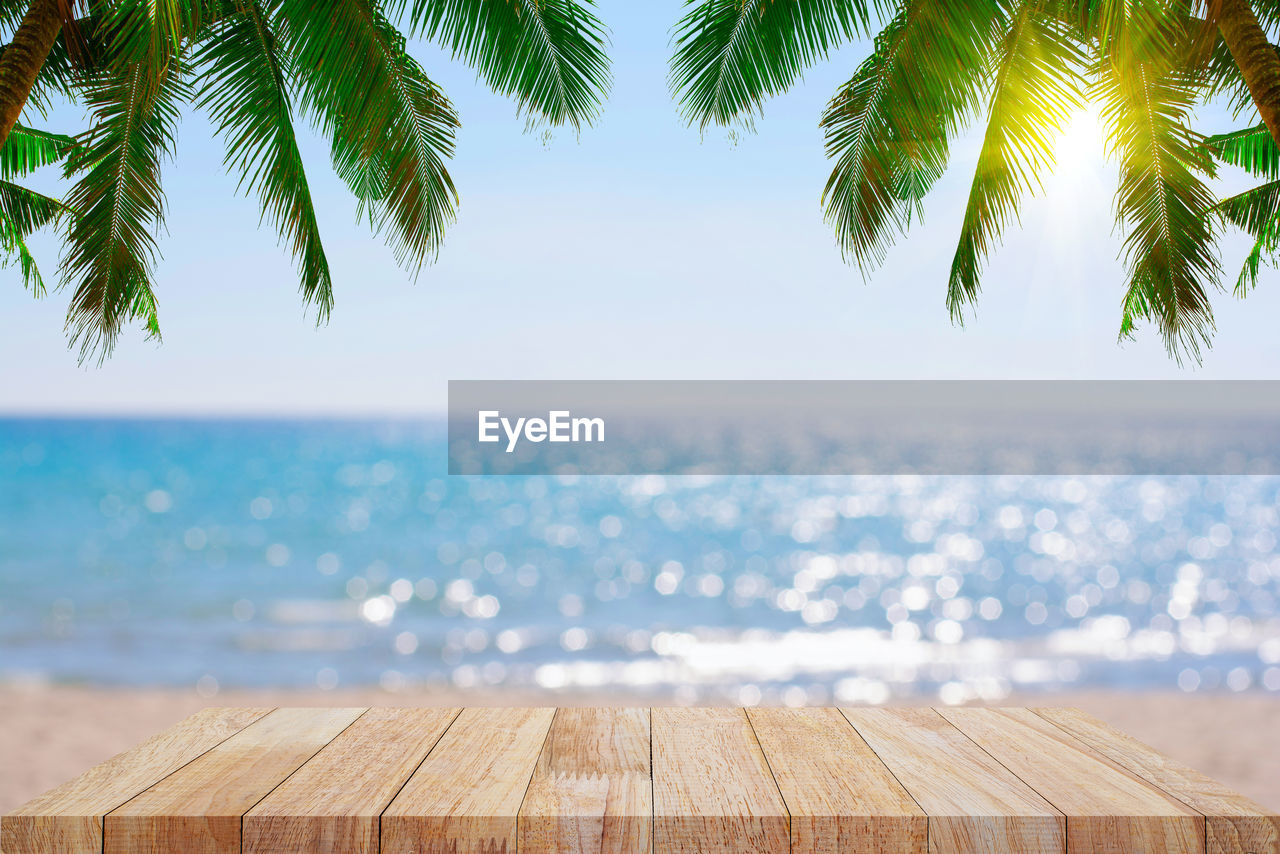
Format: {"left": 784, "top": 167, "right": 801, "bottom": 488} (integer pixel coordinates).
{"left": 0, "top": 212, "right": 49, "bottom": 295}
{"left": 1205, "top": 124, "right": 1280, "bottom": 299}
{"left": 194, "top": 1, "right": 334, "bottom": 318}
{"left": 283, "top": 0, "right": 461, "bottom": 274}
{"left": 1211, "top": 180, "right": 1280, "bottom": 297}
{"left": 1091, "top": 13, "right": 1222, "bottom": 363}
{"left": 948, "top": 3, "right": 1086, "bottom": 325}
{"left": 59, "top": 56, "right": 187, "bottom": 364}
{"left": 0, "top": 124, "right": 80, "bottom": 298}
{"left": 1204, "top": 123, "right": 1280, "bottom": 179}
{"left": 820, "top": 1, "right": 1003, "bottom": 275}
{"left": 406, "top": 0, "right": 612, "bottom": 131}
{"left": 670, "top": 0, "right": 874, "bottom": 131}
{"left": 1, "top": 124, "right": 80, "bottom": 179}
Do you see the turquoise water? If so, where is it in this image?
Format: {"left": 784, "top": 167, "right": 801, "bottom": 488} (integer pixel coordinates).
{"left": 1, "top": 417, "right": 1278, "bottom": 703}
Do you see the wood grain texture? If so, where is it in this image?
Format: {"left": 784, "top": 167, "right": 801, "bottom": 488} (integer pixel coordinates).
{"left": 242, "top": 707, "right": 460, "bottom": 854}
{"left": 518, "top": 708, "right": 652, "bottom": 854}
{"left": 8, "top": 705, "right": 1276, "bottom": 854}
{"left": 381, "top": 706, "right": 556, "bottom": 854}
{"left": 942, "top": 707, "right": 1205, "bottom": 853}
{"left": 1035, "top": 706, "right": 1280, "bottom": 854}
{"left": 103, "top": 707, "right": 364, "bottom": 854}
{"left": 652, "top": 707, "right": 789, "bottom": 854}
{"left": 747, "top": 706, "right": 926, "bottom": 854}
{"left": 841, "top": 707, "right": 1064, "bottom": 854}
{"left": 0, "top": 707, "right": 271, "bottom": 854}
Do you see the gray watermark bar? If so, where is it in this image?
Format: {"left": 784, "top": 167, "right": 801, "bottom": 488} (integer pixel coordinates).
{"left": 447, "top": 380, "right": 1280, "bottom": 475}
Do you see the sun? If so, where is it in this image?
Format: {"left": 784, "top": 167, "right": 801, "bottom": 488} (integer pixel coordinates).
{"left": 1042, "top": 107, "right": 1111, "bottom": 228}
{"left": 1054, "top": 108, "right": 1108, "bottom": 179}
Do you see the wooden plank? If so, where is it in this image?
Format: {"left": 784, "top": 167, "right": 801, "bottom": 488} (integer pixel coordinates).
{"left": 381, "top": 706, "right": 556, "bottom": 854}
{"left": 747, "top": 706, "right": 926, "bottom": 853}
{"left": 1035, "top": 707, "right": 1280, "bottom": 854}
{"left": 103, "top": 707, "right": 364, "bottom": 854}
{"left": 242, "top": 707, "right": 460, "bottom": 854}
{"left": 941, "top": 707, "right": 1204, "bottom": 852}
{"left": 841, "top": 707, "right": 1064, "bottom": 854}
{"left": 518, "top": 708, "right": 652, "bottom": 854}
{"left": 0, "top": 707, "right": 271, "bottom": 854}
{"left": 10, "top": 705, "right": 1275, "bottom": 854}
{"left": 652, "top": 707, "right": 789, "bottom": 854}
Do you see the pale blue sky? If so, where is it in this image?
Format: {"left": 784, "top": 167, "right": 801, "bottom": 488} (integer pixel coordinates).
{"left": 3, "top": 1, "right": 1280, "bottom": 415}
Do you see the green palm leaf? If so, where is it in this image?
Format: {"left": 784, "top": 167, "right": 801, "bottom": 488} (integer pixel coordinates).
{"left": 194, "top": 1, "right": 332, "bottom": 317}
{"left": 1213, "top": 179, "right": 1280, "bottom": 295}
{"left": 279, "top": 0, "right": 459, "bottom": 270}
{"left": 670, "top": 0, "right": 876, "bottom": 130}
{"left": 1205, "top": 123, "right": 1279, "bottom": 179}
{"left": 0, "top": 122, "right": 76, "bottom": 178}
{"left": 402, "top": 0, "right": 611, "bottom": 130}
{"left": 0, "top": 119, "right": 77, "bottom": 296}
{"left": 0, "top": 176, "right": 68, "bottom": 231}
{"left": 1232, "top": 226, "right": 1274, "bottom": 295}
{"left": 98, "top": 0, "right": 204, "bottom": 68}
{"left": 0, "top": 211, "right": 48, "bottom": 294}
{"left": 60, "top": 60, "right": 189, "bottom": 362}
{"left": 1094, "top": 9, "right": 1220, "bottom": 362}
{"left": 949, "top": 2, "right": 1085, "bottom": 321}
{"left": 1207, "top": 122, "right": 1280, "bottom": 295}
{"left": 0, "top": 178, "right": 70, "bottom": 294}
{"left": 820, "top": 0, "right": 1007, "bottom": 271}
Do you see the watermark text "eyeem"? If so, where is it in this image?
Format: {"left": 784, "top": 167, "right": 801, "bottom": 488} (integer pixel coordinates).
{"left": 478, "top": 410, "right": 605, "bottom": 453}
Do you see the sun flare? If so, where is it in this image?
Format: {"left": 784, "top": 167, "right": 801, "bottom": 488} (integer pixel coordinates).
{"left": 1054, "top": 108, "right": 1108, "bottom": 179}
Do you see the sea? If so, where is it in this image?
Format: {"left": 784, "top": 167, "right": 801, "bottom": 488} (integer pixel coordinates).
{"left": 1, "top": 417, "right": 1278, "bottom": 704}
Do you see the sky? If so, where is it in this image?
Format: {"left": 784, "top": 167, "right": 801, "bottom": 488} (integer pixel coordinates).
{"left": 3, "top": 1, "right": 1280, "bottom": 415}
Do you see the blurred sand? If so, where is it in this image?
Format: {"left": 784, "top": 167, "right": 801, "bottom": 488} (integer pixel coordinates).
{"left": 2, "top": 685, "right": 1277, "bottom": 814}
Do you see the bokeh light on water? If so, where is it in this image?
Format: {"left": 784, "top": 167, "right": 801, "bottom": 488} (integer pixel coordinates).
{"left": 1, "top": 418, "right": 1278, "bottom": 704}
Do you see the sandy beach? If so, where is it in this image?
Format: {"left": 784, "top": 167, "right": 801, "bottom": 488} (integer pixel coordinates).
{"left": 2, "top": 685, "right": 1277, "bottom": 815}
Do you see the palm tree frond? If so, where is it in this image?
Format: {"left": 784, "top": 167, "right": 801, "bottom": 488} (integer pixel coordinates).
{"left": 1205, "top": 122, "right": 1279, "bottom": 179}
{"left": 280, "top": 0, "right": 459, "bottom": 271}
{"left": 60, "top": 59, "right": 188, "bottom": 363}
{"left": 1213, "top": 178, "right": 1280, "bottom": 295}
{"left": 194, "top": 1, "right": 333, "bottom": 318}
{"left": 0, "top": 211, "right": 48, "bottom": 294}
{"left": 99, "top": 0, "right": 203, "bottom": 68}
{"left": 0, "top": 176, "right": 69, "bottom": 230}
{"left": 0, "top": 122, "right": 77, "bottom": 178}
{"left": 1215, "top": 178, "right": 1280, "bottom": 232}
{"left": 949, "top": 2, "right": 1086, "bottom": 322}
{"left": 0, "top": 174, "right": 71, "bottom": 295}
{"left": 821, "top": 0, "right": 1007, "bottom": 272}
{"left": 1094, "top": 19, "right": 1221, "bottom": 363}
{"left": 670, "top": 0, "right": 877, "bottom": 130}
{"left": 0, "top": 120, "right": 76, "bottom": 297}
{"left": 401, "top": 0, "right": 611, "bottom": 130}
{"left": 1233, "top": 227, "right": 1274, "bottom": 295}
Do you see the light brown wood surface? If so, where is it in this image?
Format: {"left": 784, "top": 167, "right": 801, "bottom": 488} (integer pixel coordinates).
{"left": 518, "top": 707, "right": 652, "bottom": 854}
{"left": 1035, "top": 706, "right": 1280, "bottom": 854}
{"left": 747, "top": 706, "right": 926, "bottom": 853}
{"left": 5, "top": 706, "right": 1276, "bottom": 854}
{"left": 941, "top": 707, "right": 1205, "bottom": 853}
{"left": 380, "top": 706, "right": 556, "bottom": 854}
{"left": 243, "top": 707, "right": 460, "bottom": 854}
{"left": 842, "top": 707, "right": 1065, "bottom": 854}
{"left": 0, "top": 707, "right": 270, "bottom": 854}
{"left": 652, "top": 707, "right": 789, "bottom": 854}
{"left": 103, "top": 707, "right": 364, "bottom": 854}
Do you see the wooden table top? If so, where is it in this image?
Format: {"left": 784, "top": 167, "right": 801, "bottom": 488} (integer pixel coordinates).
{"left": 2, "top": 706, "right": 1276, "bottom": 854}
